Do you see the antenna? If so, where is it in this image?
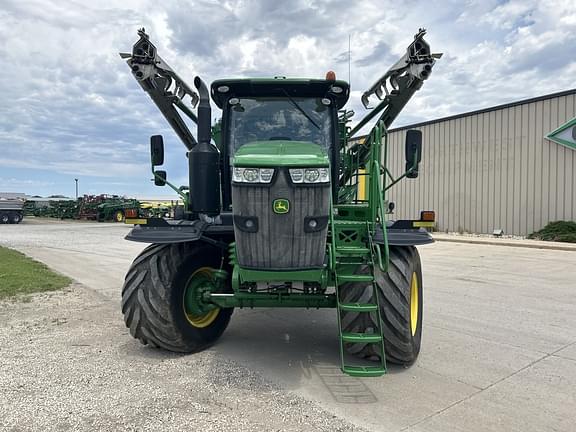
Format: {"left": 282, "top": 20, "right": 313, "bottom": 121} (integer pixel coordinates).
{"left": 348, "top": 34, "right": 351, "bottom": 88}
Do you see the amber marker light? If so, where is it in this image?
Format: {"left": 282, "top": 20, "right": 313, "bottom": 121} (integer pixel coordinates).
{"left": 420, "top": 211, "right": 435, "bottom": 222}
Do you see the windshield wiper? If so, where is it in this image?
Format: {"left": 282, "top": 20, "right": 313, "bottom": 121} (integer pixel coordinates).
{"left": 280, "top": 89, "right": 321, "bottom": 130}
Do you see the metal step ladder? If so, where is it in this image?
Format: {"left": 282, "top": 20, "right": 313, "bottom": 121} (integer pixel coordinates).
{"left": 332, "top": 219, "right": 387, "bottom": 377}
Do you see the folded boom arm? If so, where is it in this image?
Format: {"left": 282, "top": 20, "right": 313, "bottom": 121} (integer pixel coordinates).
{"left": 340, "top": 29, "right": 441, "bottom": 187}
{"left": 120, "top": 28, "right": 199, "bottom": 150}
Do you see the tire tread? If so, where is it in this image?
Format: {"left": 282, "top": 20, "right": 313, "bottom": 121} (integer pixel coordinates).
{"left": 121, "top": 242, "right": 230, "bottom": 353}
{"left": 341, "top": 246, "right": 422, "bottom": 365}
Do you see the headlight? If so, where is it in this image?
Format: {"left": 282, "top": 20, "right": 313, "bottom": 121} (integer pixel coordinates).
{"left": 232, "top": 167, "right": 275, "bottom": 183}
{"left": 304, "top": 169, "right": 320, "bottom": 183}
{"left": 259, "top": 168, "right": 274, "bottom": 182}
{"left": 243, "top": 168, "right": 259, "bottom": 182}
{"left": 289, "top": 169, "right": 304, "bottom": 183}
{"left": 289, "top": 168, "right": 329, "bottom": 184}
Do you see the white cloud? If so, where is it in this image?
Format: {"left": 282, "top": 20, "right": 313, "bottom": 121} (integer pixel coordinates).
{"left": 0, "top": 177, "right": 54, "bottom": 190}
{"left": 0, "top": 0, "right": 575, "bottom": 196}
{"left": 478, "top": 0, "right": 535, "bottom": 30}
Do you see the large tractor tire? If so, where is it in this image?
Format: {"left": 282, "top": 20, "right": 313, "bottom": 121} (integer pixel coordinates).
{"left": 113, "top": 210, "right": 125, "bottom": 223}
{"left": 121, "top": 242, "right": 233, "bottom": 353}
{"left": 340, "top": 246, "right": 423, "bottom": 366}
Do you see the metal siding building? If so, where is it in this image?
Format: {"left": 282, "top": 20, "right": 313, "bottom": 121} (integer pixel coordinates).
{"left": 385, "top": 89, "right": 576, "bottom": 236}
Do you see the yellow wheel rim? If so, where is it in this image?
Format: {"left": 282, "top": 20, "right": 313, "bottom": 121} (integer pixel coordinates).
{"left": 410, "top": 272, "right": 419, "bottom": 336}
{"left": 115, "top": 212, "right": 123, "bottom": 222}
{"left": 183, "top": 267, "right": 220, "bottom": 328}
{"left": 186, "top": 308, "right": 220, "bottom": 328}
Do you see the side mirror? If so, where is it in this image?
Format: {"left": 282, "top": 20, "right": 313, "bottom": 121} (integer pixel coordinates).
{"left": 405, "top": 129, "right": 422, "bottom": 179}
{"left": 150, "top": 135, "right": 164, "bottom": 166}
{"left": 154, "top": 170, "right": 167, "bottom": 186}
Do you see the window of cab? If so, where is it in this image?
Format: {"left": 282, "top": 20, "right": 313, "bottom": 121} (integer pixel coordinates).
{"left": 227, "top": 97, "right": 334, "bottom": 152}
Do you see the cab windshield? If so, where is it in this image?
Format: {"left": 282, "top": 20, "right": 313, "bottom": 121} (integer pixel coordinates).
{"left": 228, "top": 97, "right": 334, "bottom": 152}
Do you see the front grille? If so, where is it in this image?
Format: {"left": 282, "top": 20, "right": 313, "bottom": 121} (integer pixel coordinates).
{"left": 232, "top": 169, "right": 330, "bottom": 269}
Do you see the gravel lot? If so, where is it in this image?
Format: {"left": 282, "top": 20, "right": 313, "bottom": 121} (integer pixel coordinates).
{"left": 1, "top": 218, "right": 576, "bottom": 431}
{"left": 0, "top": 220, "right": 364, "bottom": 432}
{"left": 0, "top": 284, "right": 363, "bottom": 432}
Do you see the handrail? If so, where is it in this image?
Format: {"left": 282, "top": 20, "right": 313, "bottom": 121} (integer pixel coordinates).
{"left": 368, "top": 120, "right": 389, "bottom": 273}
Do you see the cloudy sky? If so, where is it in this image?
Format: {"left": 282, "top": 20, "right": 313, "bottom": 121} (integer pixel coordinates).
{"left": 1, "top": 0, "right": 575, "bottom": 197}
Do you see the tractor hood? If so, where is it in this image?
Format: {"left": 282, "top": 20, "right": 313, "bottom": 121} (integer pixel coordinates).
{"left": 233, "top": 141, "right": 329, "bottom": 167}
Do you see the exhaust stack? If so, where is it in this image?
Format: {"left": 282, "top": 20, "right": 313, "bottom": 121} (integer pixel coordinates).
{"left": 188, "top": 77, "right": 221, "bottom": 216}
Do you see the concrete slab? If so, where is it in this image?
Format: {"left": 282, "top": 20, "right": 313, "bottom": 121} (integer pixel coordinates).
{"left": 554, "top": 343, "right": 576, "bottom": 361}
{"left": 407, "top": 355, "right": 576, "bottom": 432}
{"left": 217, "top": 309, "right": 478, "bottom": 431}
{"left": 423, "top": 243, "right": 576, "bottom": 353}
{"left": 417, "top": 325, "right": 544, "bottom": 389}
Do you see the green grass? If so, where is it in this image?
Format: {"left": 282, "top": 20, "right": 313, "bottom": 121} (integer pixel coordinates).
{"left": 0, "top": 246, "right": 71, "bottom": 300}
{"left": 528, "top": 221, "right": 576, "bottom": 243}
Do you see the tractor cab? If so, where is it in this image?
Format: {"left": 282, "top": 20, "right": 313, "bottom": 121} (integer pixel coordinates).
{"left": 211, "top": 78, "right": 350, "bottom": 270}
{"left": 211, "top": 78, "right": 350, "bottom": 209}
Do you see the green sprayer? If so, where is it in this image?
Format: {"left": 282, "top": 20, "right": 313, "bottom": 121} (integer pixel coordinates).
{"left": 120, "top": 28, "right": 441, "bottom": 376}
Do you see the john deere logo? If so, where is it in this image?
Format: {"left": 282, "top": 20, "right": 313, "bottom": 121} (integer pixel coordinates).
{"left": 273, "top": 198, "right": 290, "bottom": 214}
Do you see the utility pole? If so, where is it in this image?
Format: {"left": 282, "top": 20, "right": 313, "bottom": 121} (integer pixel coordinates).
{"left": 74, "top": 178, "right": 78, "bottom": 200}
